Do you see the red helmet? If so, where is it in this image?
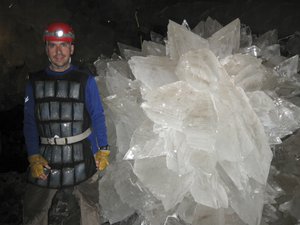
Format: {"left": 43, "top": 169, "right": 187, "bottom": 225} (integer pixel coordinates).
{"left": 43, "top": 22, "right": 75, "bottom": 42}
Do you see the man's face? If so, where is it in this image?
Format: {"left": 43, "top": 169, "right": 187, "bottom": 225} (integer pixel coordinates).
{"left": 46, "top": 41, "right": 74, "bottom": 72}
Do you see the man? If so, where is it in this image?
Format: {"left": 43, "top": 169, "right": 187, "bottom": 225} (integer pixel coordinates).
{"left": 23, "top": 22, "right": 109, "bottom": 225}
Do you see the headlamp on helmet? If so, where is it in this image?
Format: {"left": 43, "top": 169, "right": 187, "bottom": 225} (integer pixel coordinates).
{"left": 43, "top": 22, "right": 75, "bottom": 43}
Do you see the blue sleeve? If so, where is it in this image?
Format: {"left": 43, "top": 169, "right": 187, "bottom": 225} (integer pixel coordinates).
{"left": 23, "top": 82, "right": 40, "bottom": 156}
{"left": 85, "top": 75, "right": 108, "bottom": 154}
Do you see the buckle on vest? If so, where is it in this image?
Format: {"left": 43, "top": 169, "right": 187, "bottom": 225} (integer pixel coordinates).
{"left": 47, "top": 135, "right": 59, "bottom": 145}
{"left": 47, "top": 137, "right": 56, "bottom": 145}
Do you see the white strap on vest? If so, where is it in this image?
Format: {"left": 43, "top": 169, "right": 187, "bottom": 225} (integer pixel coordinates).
{"left": 40, "top": 128, "right": 92, "bottom": 145}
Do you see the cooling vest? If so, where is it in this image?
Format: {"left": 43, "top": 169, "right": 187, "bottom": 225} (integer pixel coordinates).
{"left": 27, "top": 69, "right": 96, "bottom": 188}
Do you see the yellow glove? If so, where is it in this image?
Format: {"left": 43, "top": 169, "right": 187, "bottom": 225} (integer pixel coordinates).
{"left": 94, "top": 150, "right": 110, "bottom": 171}
{"left": 28, "top": 154, "right": 49, "bottom": 179}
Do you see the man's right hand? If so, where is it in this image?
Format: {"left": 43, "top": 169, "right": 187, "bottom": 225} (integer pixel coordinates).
{"left": 28, "top": 154, "right": 51, "bottom": 180}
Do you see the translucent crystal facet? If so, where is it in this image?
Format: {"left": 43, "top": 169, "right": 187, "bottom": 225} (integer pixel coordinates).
{"left": 166, "top": 20, "right": 209, "bottom": 60}
{"left": 208, "top": 18, "right": 241, "bottom": 59}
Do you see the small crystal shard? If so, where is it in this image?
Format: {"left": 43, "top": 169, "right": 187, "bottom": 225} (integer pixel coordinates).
{"left": 208, "top": 18, "right": 241, "bottom": 59}
{"left": 240, "top": 24, "right": 253, "bottom": 48}
{"left": 192, "top": 16, "right": 223, "bottom": 39}
{"left": 129, "top": 55, "right": 178, "bottom": 90}
{"left": 253, "top": 30, "right": 278, "bottom": 50}
{"left": 221, "top": 53, "right": 268, "bottom": 91}
{"left": 142, "top": 40, "right": 166, "bottom": 56}
{"left": 133, "top": 156, "right": 192, "bottom": 210}
{"left": 247, "top": 91, "right": 300, "bottom": 144}
{"left": 274, "top": 54, "right": 299, "bottom": 79}
{"left": 166, "top": 20, "right": 209, "bottom": 60}
{"left": 261, "top": 44, "right": 281, "bottom": 61}
{"left": 98, "top": 164, "right": 135, "bottom": 224}
{"left": 117, "top": 42, "right": 145, "bottom": 60}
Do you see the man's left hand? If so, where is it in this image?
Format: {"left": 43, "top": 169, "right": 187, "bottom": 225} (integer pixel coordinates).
{"left": 94, "top": 150, "right": 110, "bottom": 171}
